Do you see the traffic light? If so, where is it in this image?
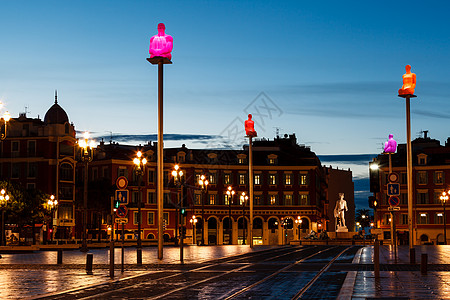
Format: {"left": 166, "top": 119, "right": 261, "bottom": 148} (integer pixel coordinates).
{"left": 368, "top": 196, "right": 378, "bottom": 209}
{"left": 180, "top": 207, "right": 187, "bottom": 216}
{"left": 369, "top": 162, "right": 380, "bottom": 193}
{"left": 114, "top": 199, "right": 120, "bottom": 210}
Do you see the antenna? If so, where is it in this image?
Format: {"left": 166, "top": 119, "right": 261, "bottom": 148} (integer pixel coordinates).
{"left": 273, "top": 127, "right": 282, "bottom": 138}
{"left": 24, "top": 106, "right": 31, "bottom": 116}
{"left": 107, "top": 131, "right": 113, "bottom": 143}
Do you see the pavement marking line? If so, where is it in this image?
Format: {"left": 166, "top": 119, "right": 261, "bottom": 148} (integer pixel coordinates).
{"left": 335, "top": 246, "right": 364, "bottom": 300}
{"left": 81, "top": 246, "right": 318, "bottom": 300}
{"left": 291, "top": 246, "right": 352, "bottom": 300}
{"left": 221, "top": 246, "right": 342, "bottom": 300}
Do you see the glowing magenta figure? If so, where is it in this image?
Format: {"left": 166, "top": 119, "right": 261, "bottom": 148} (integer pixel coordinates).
{"left": 398, "top": 65, "right": 416, "bottom": 95}
{"left": 149, "top": 23, "right": 173, "bottom": 60}
{"left": 245, "top": 114, "right": 257, "bottom": 137}
{"left": 384, "top": 134, "right": 397, "bottom": 153}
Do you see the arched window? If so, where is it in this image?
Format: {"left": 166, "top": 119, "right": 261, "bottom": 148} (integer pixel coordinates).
{"left": 60, "top": 163, "right": 73, "bottom": 181}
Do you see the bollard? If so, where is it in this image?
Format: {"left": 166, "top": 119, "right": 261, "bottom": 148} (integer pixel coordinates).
{"left": 86, "top": 253, "right": 93, "bottom": 275}
{"left": 57, "top": 249, "right": 63, "bottom": 265}
{"left": 410, "top": 248, "right": 416, "bottom": 264}
{"left": 374, "top": 239, "right": 380, "bottom": 278}
{"left": 421, "top": 253, "right": 427, "bottom": 275}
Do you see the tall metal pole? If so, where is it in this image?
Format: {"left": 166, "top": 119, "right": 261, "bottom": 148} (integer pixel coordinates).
{"left": 157, "top": 61, "right": 164, "bottom": 260}
{"left": 81, "top": 160, "right": 88, "bottom": 252}
{"left": 444, "top": 201, "right": 447, "bottom": 245}
{"left": 249, "top": 136, "right": 254, "bottom": 248}
{"left": 405, "top": 96, "right": 414, "bottom": 249}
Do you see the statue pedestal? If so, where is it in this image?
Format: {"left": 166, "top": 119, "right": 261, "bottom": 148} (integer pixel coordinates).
{"left": 336, "top": 225, "right": 348, "bottom": 233}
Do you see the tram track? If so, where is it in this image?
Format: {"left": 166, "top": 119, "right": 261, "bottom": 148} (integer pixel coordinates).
{"left": 32, "top": 245, "right": 357, "bottom": 300}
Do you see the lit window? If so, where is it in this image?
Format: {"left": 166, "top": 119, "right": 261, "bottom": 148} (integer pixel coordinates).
{"left": 269, "top": 195, "right": 278, "bottom": 205}
{"left": 434, "top": 171, "right": 444, "bottom": 184}
{"left": 417, "top": 213, "right": 429, "bottom": 224}
{"left": 284, "top": 194, "right": 293, "bottom": 206}
{"left": 284, "top": 174, "right": 291, "bottom": 185}
{"left": 208, "top": 194, "right": 216, "bottom": 205}
{"left": 254, "top": 174, "right": 261, "bottom": 185}
{"left": 299, "top": 194, "right": 309, "bottom": 206}
{"left": 239, "top": 174, "right": 247, "bottom": 185}
{"left": 269, "top": 174, "right": 277, "bottom": 185}
{"left": 224, "top": 174, "right": 231, "bottom": 185}
{"left": 299, "top": 173, "right": 308, "bottom": 185}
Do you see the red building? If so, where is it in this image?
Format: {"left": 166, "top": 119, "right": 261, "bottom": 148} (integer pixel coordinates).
{"left": 85, "top": 134, "right": 352, "bottom": 245}
{"left": 369, "top": 132, "right": 450, "bottom": 245}
{"left": 0, "top": 95, "right": 77, "bottom": 241}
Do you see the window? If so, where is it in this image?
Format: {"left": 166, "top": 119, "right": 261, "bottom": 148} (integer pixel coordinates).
{"left": 134, "top": 211, "right": 141, "bottom": 225}
{"left": 434, "top": 171, "right": 444, "bottom": 185}
{"left": 417, "top": 171, "right": 428, "bottom": 185}
{"left": 239, "top": 174, "right": 247, "bottom": 185}
{"left": 132, "top": 191, "right": 140, "bottom": 204}
{"left": 254, "top": 194, "right": 262, "bottom": 205}
{"left": 11, "top": 141, "right": 19, "bottom": 157}
{"left": 401, "top": 173, "right": 407, "bottom": 184}
{"left": 11, "top": 163, "right": 20, "bottom": 179}
{"left": 102, "top": 166, "right": 109, "bottom": 178}
{"left": 148, "top": 170, "right": 155, "bottom": 183}
{"left": 416, "top": 191, "right": 429, "bottom": 204}
{"left": 417, "top": 213, "right": 429, "bottom": 224}
{"left": 284, "top": 174, "right": 292, "bottom": 185}
{"left": 435, "top": 213, "right": 444, "bottom": 224}
{"left": 58, "top": 203, "right": 73, "bottom": 220}
{"left": 27, "top": 183, "right": 36, "bottom": 190}
{"left": 163, "top": 171, "right": 169, "bottom": 186}
{"left": 299, "top": 194, "right": 309, "bottom": 206}
{"left": 163, "top": 192, "right": 171, "bottom": 205}
{"left": 254, "top": 174, "right": 261, "bottom": 185}
{"left": 238, "top": 157, "right": 246, "bottom": 164}
{"left": 208, "top": 194, "right": 216, "bottom": 205}
{"left": 118, "top": 166, "right": 127, "bottom": 178}
{"left": 418, "top": 154, "right": 427, "bottom": 165}
{"left": 148, "top": 212, "right": 154, "bottom": 225}
{"left": 284, "top": 194, "right": 293, "bottom": 206}
{"left": 27, "top": 163, "right": 37, "bottom": 178}
{"left": 224, "top": 174, "right": 232, "bottom": 185}
{"left": 269, "top": 194, "right": 278, "bottom": 205}
{"left": 224, "top": 194, "right": 231, "bottom": 205}
{"left": 209, "top": 173, "right": 216, "bottom": 185}
{"left": 299, "top": 173, "right": 308, "bottom": 185}
{"left": 92, "top": 167, "right": 98, "bottom": 181}
{"left": 401, "top": 214, "right": 408, "bottom": 225}
{"left": 60, "top": 163, "right": 73, "bottom": 181}
{"left": 194, "top": 193, "right": 202, "bottom": 205}
{"left": 163, "top": 212, "right": 169, "bottom": 225}
{"left": 269, "top": 174, "right": 277, "bottom": 185}
{"left": 27, "top": 141, "right": 36, "bottom": 157}
{"left": 400, "top": 193, "right": 408, "bottom": 205}
{"left": 147, "top": 191, "right": 156, "bottom": 204}
{"left": 382, "top": 213, "right": 391, "bottom": 225}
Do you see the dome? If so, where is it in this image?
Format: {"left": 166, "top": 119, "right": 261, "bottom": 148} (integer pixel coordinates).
{"left": 44, "top": 91, "right": 69, "bottom": 124}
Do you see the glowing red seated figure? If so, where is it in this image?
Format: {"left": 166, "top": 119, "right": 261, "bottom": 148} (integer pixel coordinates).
{"left": 245, "top": 114, "right": 257, "bottom": 137}
{"left": 398, "top": 65, "right": 416, "bottom": 95}
{"left": 384, "top": 134, "right": 397, "bottom": 153}
{"left": 149, "top": 23, "right": 173, "bottom": 60}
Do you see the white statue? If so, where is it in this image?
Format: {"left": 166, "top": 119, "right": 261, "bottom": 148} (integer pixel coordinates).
{"left": 334, "top": 193, "right": 348, "bottom": 229}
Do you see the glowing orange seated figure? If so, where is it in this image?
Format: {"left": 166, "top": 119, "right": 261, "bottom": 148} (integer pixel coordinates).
{"left": 398, "top": 65, "right": 416, "bottom": 95}
{"left": 245, "top": 114, "right": 257, "bottom": 137}
{"left": 149, "top": 23, "right": 173, "bottom": 60}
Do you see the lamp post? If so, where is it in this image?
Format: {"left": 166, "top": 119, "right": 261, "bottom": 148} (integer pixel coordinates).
{"left": 198, "top": 175, "right": 208, "bottom": 245}
{"left": 295, "top": 216, "right": 302, "bottom": 240}
{"left": 190, "top": 215, "right": 197, "bottom": 245}
{"left": 282, "top": 218, "right": 289, "bottom": 245}
{"left": 133, "top": 151, "right": 147, "bottom": 265}
{"left": 226, "top": 186, "right": 235, "bottom": 245}
{"left": 1, "top": 111, "right": 11, "bottom": 140}
{"left": 172, "top": 164, "right": 184, "bottom": 263}
{"left": 440, "top": 191, "right": 448, "bottom": 245}
{"left": 46, "top": 195, "right": 58, "bottom": 244}
{"left": 0, "top": 189, "right": 10, "bottom": 246}
{"left": 78, "top": 131, "right": 94, "bottom": 252}
{"left": 240, "top": 192, "right": 248, "bottom": 245}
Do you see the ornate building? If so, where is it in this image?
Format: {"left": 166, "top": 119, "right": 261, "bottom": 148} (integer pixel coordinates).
{"left": 0, "top": 93, "right": 77, "bottom": 240}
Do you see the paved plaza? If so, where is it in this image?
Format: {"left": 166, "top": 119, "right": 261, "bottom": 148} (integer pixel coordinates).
{"left": 0, "top": 245, "right": 449, "bottom": 299}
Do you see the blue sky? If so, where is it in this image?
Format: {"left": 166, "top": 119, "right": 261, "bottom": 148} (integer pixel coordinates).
{"left": 2, "top": 1, "right": 450, "bottom": 155}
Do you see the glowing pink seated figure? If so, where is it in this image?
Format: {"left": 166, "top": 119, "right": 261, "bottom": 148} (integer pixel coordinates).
{"left": 384, "top": 134, "right": 397, "bottom": 153}
{"left": 149, "top": 23, "right": 173, "bottom": 60}
{"left": 398, "top": 65, "right": 416, "bottom": 95}
{"left": 245, "top": 114, "right": 257, "bottom": 137}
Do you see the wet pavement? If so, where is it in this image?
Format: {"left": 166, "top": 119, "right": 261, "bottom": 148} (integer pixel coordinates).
{"left": 0, "top": 244, "right": 449, "bottom": 299}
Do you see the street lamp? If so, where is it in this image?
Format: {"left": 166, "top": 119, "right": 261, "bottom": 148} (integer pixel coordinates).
{"left": 295, "top": 216, "right": 302, "bottom": 240}
{"left": 198, "top": 175, "right": 209, "bottom": 245}
{"left": 240, "top": 192, "right": 248, "bottom": 245}
{"left": 172, "top": 164, "right": 184, "bottom": 263}
{"left": 190, "top": 215, "right": 197, "bottom": 245}
{"left": 78, "top": 131, "right": 95, "bottom": 252}
{"left": 440, "top": 191, "right": 448, "bottom": 245}
{"left": 226, "top": 186, "right": 235, "bottom": 245}
{"left": 1, "top": 111, "right": 11, "bottom": 140}
{"left": 0, "top": 189, "right": 10, "bottom": 246}
{"left": 46, "top": 195, "right": 58, "bottom": 244}
{"left": 133, "top": 150, "right": 147, "bottom": 265}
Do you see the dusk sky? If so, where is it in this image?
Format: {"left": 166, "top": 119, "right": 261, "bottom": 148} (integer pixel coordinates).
{"left": 2, "top": 1, "right": 450, "bottom": 210}
{"left": 2, "top": 1, "right": 450, "bottom": 155}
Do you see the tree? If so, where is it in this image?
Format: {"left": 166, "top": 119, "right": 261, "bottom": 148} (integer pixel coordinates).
{"left": 355, "top": 208, "right": 372, "bottom": 229}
